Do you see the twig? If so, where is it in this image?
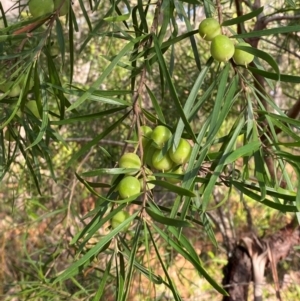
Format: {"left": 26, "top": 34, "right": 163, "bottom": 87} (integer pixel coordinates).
{"left": 216, "top": 0, "right": 223, "bottom": 26}
{"left": 260, "top": 37, "right": 300, "bottom": 60}
{"left": 267, "top": 243, "right": 282, "bottom": 301}
{"left": 64, "top": 137, "right": 129, "bottom": 147}
{"left": 263, "top": 14, "right": 300, "bottom": 24}
{"left": 234, "top": 0, "right": 246, "bottom": 34}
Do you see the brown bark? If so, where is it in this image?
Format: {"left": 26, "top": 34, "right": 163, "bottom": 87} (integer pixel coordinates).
{"left": 222, "top": 245, "right": 252, "bottom": 301}
{"left": 222, "top": 221, "right": 300, "bottom": 301}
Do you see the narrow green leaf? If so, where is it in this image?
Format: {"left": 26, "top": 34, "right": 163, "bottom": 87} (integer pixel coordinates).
{"left": 79, "top": 6, "right": 115, "bottom": 53}
{"left": 151, "top": 223, "right": 228, "bottom": 295}
{"left": 146, "top": 207, "right": 193, "bottom": 227}
{"left": 18, "top": 143, "right": 41, "bottom": 194}
{"left": 207, "top": 64, "right": 230, "bottom": 139}
{"left": 81, "top": 168, "right": 138, "bottom": 177}
{"left": 248, "top": 67, "right": 300, "bottom": 83}
{"left": 152, "top": 34, "right": 196, "bottom": 143}
{"left": 231, "top": 179, "right": 296, "bottom": 202}
{"left": 174, "top": 58, "right": 212, "bottom": 148}
{"left": 158, "top": 1, "right": 171, "bottom": 44}
{"left": 222, "top": 7, "right": 264, "bottom": 26}
{"left": 296, "top": 186, "right": 300, "bottom": 212}
{"left": 70, "top": 204, "right": 109, "bottom": 246}
{"left": 119, "top": 236, "right": 163, "bottom": 285}
{"left": 175, "top": 1, "right": 201, "bottom": 70}
{"left": 92, "top": 257, "right": 112, "bottom": 301}
{"left": 145, "top": 85, "right": 165, "bottom": 123}
{"left": 137, "top": 0, "right": 148, "bottom": 33}
{"left": 122, "top": 221, "right": 142, "bottom": 301}
{"left": 188, "top": 76, "right": 217, "bottom": 120}
{"left": 167, "top": 226, "right": 203, "bottom": 266}
{"left": 67, "top": 35, "right": 147, "bottom": 111}
{"left": 258, "top": 110, "right": 300, "bottom": 127}
{"left": 147, "top": 224, "right": 183, "bottom": 301}
{"left": 51, "top": 107, "right": 126, "bottom": 125}
{"left": 232, "top": 25, "right": 300, "bottom": 39}
{"left": 74, "top": 172, "right": 102, "bottom": 198}
{"left": 66, "top": 112, "right": 129, "bottom": 168}
{"left": 231, "top": 181, "right": 297, "bottom": 212}
{"left": 149, "top": 180, "right": 195, "bottom": 197}
{"left": 116, "top": 252, "right": 126, "bottom": 301}
{"left": 53, "top": 211, "right": 138, "bottom": 283}
{"left": 200, "top": 213, "right": 218, "bottom": 247}
{"left": 179, "top": 0, "right": 200, "bottom": 4}
{"left": 78, "top": 0, "right": 92, "bottom": 31}
{"left": 68, "top": 7, "right": 75, "bottom": 83}
{"left": 202, "top": 117, "right": 245, "bottom": 211}
{"left": 205, "top": 74, "right": 239, "bottom": 143}
{"left": 55, "top": 17, "right": 65, "bottom": 64}
{"left": 104, "top": 13, "right": 130, "bottom": 22}
{"left": 254, "top": 149, "right": 267, "bottom": 200}
{"left": 223, "top": 141, "right": 261, "bottom": 165}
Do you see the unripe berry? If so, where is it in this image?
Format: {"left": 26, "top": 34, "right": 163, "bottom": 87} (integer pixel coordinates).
{"left": 198, "top": 18, "right": 221, "bottom": 41}
{"left": 210, "top": 35, "right": 235, "bottom": 62}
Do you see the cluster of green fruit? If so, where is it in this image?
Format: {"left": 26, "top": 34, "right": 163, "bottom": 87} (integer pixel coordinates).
{"left": 113, "top": 125, "right": 192, "bottom": 200}
{"left": 28, "top": 0, "right": 69, "bottom": 18}
{"left": 110, "top": 125, "right": 192, "bottom": 230}
{"left": 198, "top": 18, "right": 254, "bottom": 65}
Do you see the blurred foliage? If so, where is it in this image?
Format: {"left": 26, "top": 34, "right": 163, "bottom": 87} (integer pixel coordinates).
{"left": 1, "top": 0, "right": 300, "bottom": 300}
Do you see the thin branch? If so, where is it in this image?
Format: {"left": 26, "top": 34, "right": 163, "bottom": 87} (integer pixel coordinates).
{"left": 234, "top": 0, "right": 246, "bottom": 34}
{"left": 64, "top": 137, "right": 129, "bottom": 147}
{"left": 216, "top": 0, "right": 223, "bottom": 26}
{"left": 287, "top": 98, "right": 300, "bottom": 119}
{"left": 263, "top": 14, "right": 300, "bottom": 25}
{"left": 260, "top": 37, "right": 300, "bottom": 60}
{"left": 267, "top": 243, "right": 282, "bottom": 301}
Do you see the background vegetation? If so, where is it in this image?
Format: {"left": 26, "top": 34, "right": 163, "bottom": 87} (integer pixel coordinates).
{"left": 1, "top": 0, "right": 300, "bottom": 300}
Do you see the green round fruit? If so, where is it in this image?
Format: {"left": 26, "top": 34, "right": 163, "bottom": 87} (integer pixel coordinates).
{"left": 139, "top": 174, "right": 156, "bottom": 191}
{"left": 54, "top": 0, "right": 70, "bottom": 16}
{"left": 119, "top": 153, "right": 141, "bottom": 173}
{"left": 140, "top": 125, "right": 152, "bottom": 147}
{"left": 26, "top": 100, "right": 41, "bottom": 118}
{"left": 118, "top": 176, "right": 141, "bottom": 199}
{"left": 210, "top": 35, "right": 235, "bottom": 62}
{"left": 169, "top": 138, "right": 191, "bottom": 165}
{"left": 152, "top": 150, "right": 173, "bottom": 171}
{"left": 111, "top": 210, "right": 131, "bottom": 231}
{"left": 233, "top": 42, "right": 254, "bottom": 66}
{"left": 28, "top": 0, "right": 54, "bottom": 18}
{"left": 151, "top": 125, "right": 172, "bottom": 149}
{"left": 165, "top": 166, "right": 184, "bottom": 184}
{"left": 198, "top": 18, "right": 221, "bottom": 41}
{"left": 0, "top": 81, "right": 21, "bottom": 97}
